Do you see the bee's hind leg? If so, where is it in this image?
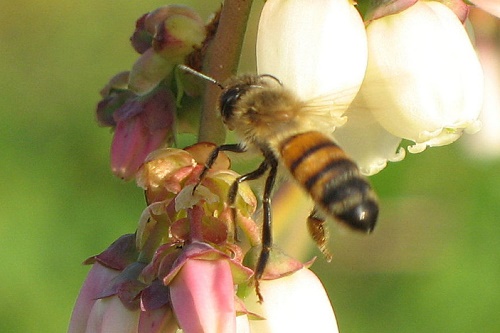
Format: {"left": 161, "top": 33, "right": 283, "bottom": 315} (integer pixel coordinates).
{"left": 307, "top": 208, "right": 333, "bottom": 262}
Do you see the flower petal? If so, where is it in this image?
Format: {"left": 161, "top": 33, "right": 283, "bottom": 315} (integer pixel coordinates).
{"left": 84, "top": 296, "right": 140, "bottom": 333}
{"left": 236, "top": 314, "right": 251, "bottom": 333}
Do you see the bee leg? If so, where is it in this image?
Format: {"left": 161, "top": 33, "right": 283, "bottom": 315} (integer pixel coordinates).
{"left": 193, "top": 143, "right": 246, "bottom": 195}
{"left": 254, "top": 153, "right": 278, "bottom": 303}
{"left": 228, "top": 159, "right": 271, "bottom": 242}
{"left": 193, "top": 144, "right": 246, "bottom": 242}
{"left": 307, "top": 209, "right": 333, "bottom": 262}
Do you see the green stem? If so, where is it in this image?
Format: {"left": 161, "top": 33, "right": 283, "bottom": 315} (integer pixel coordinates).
{"left": 198, "top": 0, "right": 254, "bottom": 144}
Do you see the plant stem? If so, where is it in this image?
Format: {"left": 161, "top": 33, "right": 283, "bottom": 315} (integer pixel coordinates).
{"left": 198, "top": 0, "right": 254, "bottom": 144}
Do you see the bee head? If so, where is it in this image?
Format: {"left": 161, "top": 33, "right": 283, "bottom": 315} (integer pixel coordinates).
{"left": 176, "top": 66, "right": 283, "bottom": 127}
{"left": 219, "top": 83, "right": 252, "bottom": 124}
{"left": 218, "top": 75, "right": 283, "bottom": 127}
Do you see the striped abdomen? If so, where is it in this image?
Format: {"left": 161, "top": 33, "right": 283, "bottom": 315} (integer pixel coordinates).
{"left": 279, "top": 131, "right": 378, "bottom": 232}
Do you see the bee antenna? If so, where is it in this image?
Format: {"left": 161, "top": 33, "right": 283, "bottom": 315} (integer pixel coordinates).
{"left": 259, "top": 74, "right": 283, "bottom": 86}
{"left": 177, "top": 65, "right": 224, "bottom": 89}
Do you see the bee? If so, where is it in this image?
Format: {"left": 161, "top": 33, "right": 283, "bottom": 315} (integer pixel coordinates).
{"left": 179, "top": 65, "right": 378, "bottom": 297}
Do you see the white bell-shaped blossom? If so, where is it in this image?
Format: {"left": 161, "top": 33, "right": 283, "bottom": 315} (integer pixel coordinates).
{"left": 359, "top": 1, "right": 483, "bottom": 154}
{"left": 257, "top": 0, "right": 368, "bottom": 106}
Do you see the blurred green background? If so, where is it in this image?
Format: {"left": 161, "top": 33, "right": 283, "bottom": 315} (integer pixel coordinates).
{"left": 1, "top": 1, "right": 499, "bottom": 332}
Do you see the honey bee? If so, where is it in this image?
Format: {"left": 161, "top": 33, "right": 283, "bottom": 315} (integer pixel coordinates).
{"left": 179, "top": 65, "right": 378, "bottom": 296}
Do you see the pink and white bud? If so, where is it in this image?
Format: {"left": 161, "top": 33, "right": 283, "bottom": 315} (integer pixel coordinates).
{"left": 84, "top": 296, "right": 140, "bottom": 333}
{"left": 68, "top": 263, "right": 121, "bottom": 333}
{"left": 110, "top": 88, "right": 176, "bottom": 180}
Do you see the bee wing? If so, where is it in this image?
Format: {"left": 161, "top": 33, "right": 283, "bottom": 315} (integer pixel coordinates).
{"left": 298, "top": 89, "right": 359, "bottom": 133}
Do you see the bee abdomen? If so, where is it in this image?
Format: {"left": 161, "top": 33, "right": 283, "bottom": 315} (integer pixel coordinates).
{"left": 279, "top": 131, "right": 378, "bottom": 232}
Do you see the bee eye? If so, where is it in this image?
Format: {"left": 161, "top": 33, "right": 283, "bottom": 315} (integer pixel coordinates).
{"left": 219, "top": 84, "right": 251, "bottom": 120}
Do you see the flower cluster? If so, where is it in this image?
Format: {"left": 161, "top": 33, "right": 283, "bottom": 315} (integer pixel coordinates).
{"left": 69, "top": 144, "right": 338, "bottom": 332}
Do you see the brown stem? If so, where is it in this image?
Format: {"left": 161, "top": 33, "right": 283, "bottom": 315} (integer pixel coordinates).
{"left": 188, "top": 205, "right": 205, "bottom": 242}
{"left": 198, "top": 0, "right": 254, "bottom": 144}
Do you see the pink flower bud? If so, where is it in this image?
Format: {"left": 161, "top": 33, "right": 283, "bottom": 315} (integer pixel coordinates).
{"left": 130, "top": 4, "right": 204, "bottom": 55}
{"left": 170, "top": 259, "right": 235, "bottom": 333}
{"left": 165, "top": 242, "right": 253, "bottom": 333}
{"left": 152, "top": 12, "right": 205, "bottom": 60}
{"left": 110, "top": 87, "right": 175, "bottom": 180}
{"left": 128, "top": 5, "right": 205, "bottom": 95}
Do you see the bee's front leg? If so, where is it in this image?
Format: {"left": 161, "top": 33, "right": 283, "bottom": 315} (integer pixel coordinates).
{"left": 192, "top": 143, "right": 246, "bottom": 195}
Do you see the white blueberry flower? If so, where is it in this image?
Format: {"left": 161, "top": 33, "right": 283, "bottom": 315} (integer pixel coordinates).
{"left": 257, "top": 0, "right": 368, "bottom": 106}
{"left": 357, "top": 1, "right": 483, "bottom": 155}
